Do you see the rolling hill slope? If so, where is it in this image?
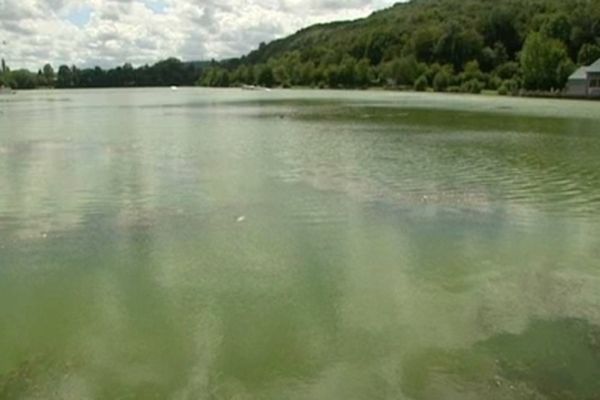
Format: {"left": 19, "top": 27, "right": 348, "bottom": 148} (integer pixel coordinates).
{"left": 202, "top": 0, "right": 600, "bottom": 92}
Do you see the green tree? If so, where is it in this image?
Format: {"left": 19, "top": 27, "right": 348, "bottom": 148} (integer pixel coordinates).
{"left": 520, "top": 32, "right": 572, "bottom": 91}
{"left": 414, "top": 74, "right": 428, "bottom": 91}
{"left": 355, "top": 59, "right": 371, "bottom": 87}
{"left": 273, "top": 64, "right": 289, "bottom": 86}
{"left": 482, "top": 7, "right": 522, "bottom": 57}
{"left": 434, "top": 24, "right": 484, "bottom": 70}
{"left": 256, "top": 65, "right": 275, "bottom": 87}
{"left": 385, "top": 55, "right": 424, "bottom": 86}
{"left": 480, "top": 42, "right": 509, "bottom": 72}
{"left": 121, "top": 63, "right": 135, "bottom": 86}
{"left": 42, "top": 64, "right": 55, "bottom": 86}
{"left": 56, "top": 65, "right": 73, "bottom": 88}
{"left": 299, "top": 62, "right": 316, "bottom": 86}
{"left": 364, "top": 30, "right": 396, "bottom": 65}
{"left": 461, "top": 79, "right": 483, "bottom": 94}
{"left": 577, "top": 43, "right": 600, "bottom": 66}
{"left": 541, "top": 13, "right": 571, "bottom": 44}
{"left": 495, "top": 62, "right": 520, "bottom": 80}
{"left": 11, "top": 70, "right": 38, "bottom": 89}
{"left": 325, "top": 64, "right": 340, "bottom": 88}
{"left": 463, "top": 60, "right": 484, "bottom": 82}
{"left": 338, "top": 56, "right": 357, "bottom": 87}
{"left": 411, "top": 27, "right": 442, "bottom": 63}
{"left": 433, "top": 69, "right": 451, "bottom": 92}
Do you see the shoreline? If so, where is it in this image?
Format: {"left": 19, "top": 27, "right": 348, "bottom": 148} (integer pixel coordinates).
{"left": 7, "top": 85, "right": 600, "bottom": 102}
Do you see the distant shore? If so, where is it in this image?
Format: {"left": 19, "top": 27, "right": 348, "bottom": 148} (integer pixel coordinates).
{"left": 6, "top": 85, "right": 599, "bottom": 102}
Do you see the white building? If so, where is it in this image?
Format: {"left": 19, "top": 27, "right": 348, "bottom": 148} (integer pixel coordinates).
{"left": 566, "top": 59, "right": 600, "bottom": 98}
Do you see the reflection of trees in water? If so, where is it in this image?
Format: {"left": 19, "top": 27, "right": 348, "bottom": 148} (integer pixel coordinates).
{"left": 401, "top": 318, "right": 600, "bottom": 400}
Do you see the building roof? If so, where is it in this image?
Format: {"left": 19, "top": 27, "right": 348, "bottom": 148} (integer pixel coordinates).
{"left": 568, "top": 58, "right": 600, "bottom": 80}
{"left": 569, "top": 66, "right": 588, "bottom": 80}
{"left": 588, "top": 58, "right": 600, "bottom": 72}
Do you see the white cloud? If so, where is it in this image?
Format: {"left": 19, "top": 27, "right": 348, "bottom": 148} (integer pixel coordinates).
{"left": 0, "top": 0, "right": 398, "bottom": 69}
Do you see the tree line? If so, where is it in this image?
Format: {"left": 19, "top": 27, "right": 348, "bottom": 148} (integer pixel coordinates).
{"left": 2, "top": 0, "right": 600, "bottom": 94}
{"left": 200, "top": 0, "right": 600, "bottom": 94}
{"left": 0, "top": 58, "right": 205, "bottom": 89}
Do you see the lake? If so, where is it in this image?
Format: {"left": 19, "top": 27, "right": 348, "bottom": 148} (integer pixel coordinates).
{"left": 1, "top": 88, "right": 600, "bottom": 399}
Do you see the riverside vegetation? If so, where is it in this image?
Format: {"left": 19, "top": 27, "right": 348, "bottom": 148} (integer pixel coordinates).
{"left": 2, "top": 0, "right": 600, "bottom": 94}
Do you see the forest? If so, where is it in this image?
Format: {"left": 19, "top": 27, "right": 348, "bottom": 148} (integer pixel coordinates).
{"left": 0, "top": 58, "right": 205, "bottom": 89}
{"left": 2, "top": 0, "right": 600, "bottom": 94}
{"left": 199, "top": 0, "right": 600, "bottom": 94}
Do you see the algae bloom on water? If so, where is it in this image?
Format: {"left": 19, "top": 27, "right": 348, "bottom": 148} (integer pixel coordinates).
{"left": 1, "top": 89, "right": 600, "bottom": 399}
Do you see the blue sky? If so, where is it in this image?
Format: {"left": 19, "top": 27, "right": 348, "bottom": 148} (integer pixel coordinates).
{"left": 142, "top": 0, "right": 167, "bottom": 14}
{"left": 0, "top": 0, "right": 398, "bottom": 69}
{"left": 67, "top": 6, "right": 93, "bottom": 27}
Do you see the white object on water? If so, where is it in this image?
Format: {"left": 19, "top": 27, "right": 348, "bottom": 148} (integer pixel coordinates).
{"left": 241, "top": 85, "right": 271, "bottom": 92}
{"left": 236, "top": 216, "right": 246, "bottom": 223}
{"left": 170, "top": 86, "right": 178, "bottom": 91}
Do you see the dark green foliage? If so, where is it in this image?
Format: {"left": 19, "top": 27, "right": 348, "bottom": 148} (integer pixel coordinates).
{"left": 382, "top": 55, "right": 426, "bottom": 86}
{"left": 197, "top": 0, "right": 599, "bottom": 93}
{"left": 578, "top": 43, "right": 600, "bottom": 65}
{"left": 51, "top": 58, "right": 203, "bottom": 88}
{"left": 56, "top": 65, "right": 73, "bottom": 88}
{"left": 481, "top": 7, "right": 522, "bottom": 57}
{"left": 461, "top": 79, "right": 484, "bottom": 94}
{"left": 354, "top": 58, "right": 371, "bottom": 87}
{"left": 42, "top": 64, "right": 54, "bottom": 86}
{"left": 411, "top": 26, "right": 442, "bottom": 63}
{"left": 479, "top": 42, "right": 509, "bottom": 72}
{"left": 495, "top": 61, "right": 520, "bottom": 80}
{"left": 541, "top": 13, "right": 572, "bottom": 43}
{"left": 413, "top": 75, "right": 429, "bottom": 91}
{"left": 256, "top": 65, "right": 275, "bottom": 87}
{"left": 498, "top": 79, "right": 521, "bottom": 95}
{"left": 433, "top": 24, "right": 484, "bottom": 70}
{"left": 199, "top": 67, "right": 231, "bottom": 87}
{"left": 498, "top": 84, "right": 509, "bottom": 96}
{"left": 10, "top": 70, "right": 38, "bottom": 89}
{"left": 402, "top": 319, "right": 600, "bottom": 400}
{"left": 433, "top": 69, "right": 452, "bottom": 92}
{"left": 462, "top": 60, "right": 485, "bottom": 83}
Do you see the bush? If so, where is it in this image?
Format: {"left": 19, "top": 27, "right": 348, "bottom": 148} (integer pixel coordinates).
{"left": 447, "top": 86, "right": 462, "bottom": 93}
{"left": 461, "top": 79, "right": 483, "bottom": 94}
{"left": 494, "top": 62, "right": 520, "bottom": 80}
{"left": 488, "top": 75, "right": 502, "bottom": 90}
{"left": 433, "top": 70, "right": 451, "bottom": 92}
{"left": 463, "top": 60, "right": 484, "bottom": 81}
{"left": 498, "top": 83, "right": 509, "bottom": 96}
{"left": 498, "top": 79, "right": 520, "bottom": 96}
{"left": 414, "top": 75, "right": 428, "bottom": 91}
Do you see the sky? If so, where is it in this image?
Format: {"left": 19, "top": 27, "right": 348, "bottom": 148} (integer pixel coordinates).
{"left": 0, "top": 0, "right": 398, "bottom": 70}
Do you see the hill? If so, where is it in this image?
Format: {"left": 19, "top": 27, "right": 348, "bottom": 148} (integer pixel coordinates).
{"left": 200, "top": 0, "right": 600, "bottom": 93}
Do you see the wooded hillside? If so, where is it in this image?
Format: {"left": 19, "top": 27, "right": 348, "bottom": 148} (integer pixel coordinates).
{"left": 200, "top": 0, "right": 600, "bottom": 93}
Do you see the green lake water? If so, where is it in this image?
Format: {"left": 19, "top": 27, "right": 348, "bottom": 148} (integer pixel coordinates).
{"left": 1, "top": 88, "right": 600, "bottom": 399}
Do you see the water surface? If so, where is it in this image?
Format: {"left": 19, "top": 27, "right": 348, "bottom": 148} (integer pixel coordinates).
{"left": 1, "top": 89, "right": 600, "bottom": 399}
